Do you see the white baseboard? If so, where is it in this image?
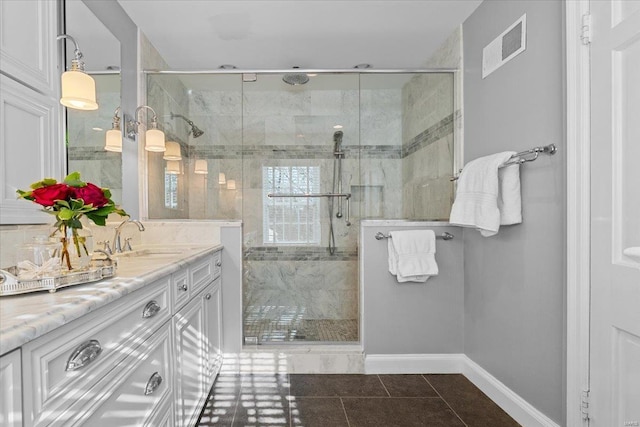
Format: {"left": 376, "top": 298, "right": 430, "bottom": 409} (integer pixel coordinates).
{"left": 365, "top": 353, "right": 466, "bottom": 374}
{"left": 364, "top": 353, "right": 561, "bottom": 427}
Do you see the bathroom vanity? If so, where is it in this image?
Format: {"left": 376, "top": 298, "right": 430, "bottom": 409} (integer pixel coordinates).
{"left": 0, "top": 245, "right": 223, "bottom": 427}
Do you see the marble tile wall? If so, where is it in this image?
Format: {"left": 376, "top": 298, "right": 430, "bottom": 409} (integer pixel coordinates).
{"left": 401, "top": 73, "right": 455, "bottom": 220}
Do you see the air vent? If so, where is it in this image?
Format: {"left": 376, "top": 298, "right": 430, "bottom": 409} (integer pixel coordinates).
{"left": 482, "top": 14, "right": 527, "bottom": 79}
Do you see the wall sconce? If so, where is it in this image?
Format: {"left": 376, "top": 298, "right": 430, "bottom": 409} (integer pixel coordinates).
{"left": 218, "top": 173, "right": 226, "bottom": 185}
{"left": 194, "top": 159, "right": 208, "bottom": 175}
{"left": 227, "top": 179, "right": 236, "bottom": 190}
{"left": 166, "top": 160, "right": 182, "bottom": 175}
{"left": 104, "top": 107, "right": 122, "bottom": 152}
{"left": 163, "top": 141, "right": 182, "bottom": 160}
{"left": 57, "top": 34, "right": 98, "bottom": 111}
{"left": 127, "top": 106, "right": 166, "bottom": 152}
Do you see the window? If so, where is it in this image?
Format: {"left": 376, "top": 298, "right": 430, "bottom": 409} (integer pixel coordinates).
{"left": 164, "top": 171, "right": 178, "bottom": 209}
{"left": 263, "top": 166, "right": 321, "bottom": 244}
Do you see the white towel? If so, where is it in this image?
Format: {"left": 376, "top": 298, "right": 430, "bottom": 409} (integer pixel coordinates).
{"left": 449, "top": 151, "right": 516, "bottom": 237}
{"left": 388, "top": 230, "right": 438, "bottom": 283}
{"left": 497, "top": 163, "right": 522, "bottom": 227}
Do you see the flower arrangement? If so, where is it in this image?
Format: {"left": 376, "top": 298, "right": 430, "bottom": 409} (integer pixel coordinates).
{"left": 17, "top": 172, "right": 127, "bottom": 270}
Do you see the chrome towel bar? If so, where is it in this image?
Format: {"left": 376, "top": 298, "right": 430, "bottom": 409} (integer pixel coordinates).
{"left": 451, "top": 143, "right": 557, "bottom": 181}
{"left": 375, "top": 231, "right": 454, "bottom": 241}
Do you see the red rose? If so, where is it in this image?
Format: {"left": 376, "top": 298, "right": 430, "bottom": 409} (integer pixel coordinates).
{"left": 31, "top": 184, "right": 71, "bottom": 207}
{"left": 70, "top": 183, "right": 109, "bottom": 207}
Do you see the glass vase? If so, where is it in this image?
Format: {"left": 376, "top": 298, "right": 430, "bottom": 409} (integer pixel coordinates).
{"left": 52, "top": 225, "right": 94, "bottom": 272}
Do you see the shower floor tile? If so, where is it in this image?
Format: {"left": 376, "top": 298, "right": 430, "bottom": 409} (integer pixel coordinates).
{"left": 243, "top": 318, "right": 359, "bottom": 343}
{"left": 196, "top": 374, "right": 522, "bottom": 426}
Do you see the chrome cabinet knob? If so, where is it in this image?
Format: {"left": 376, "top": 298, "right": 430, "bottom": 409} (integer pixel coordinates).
{"left": 205, "top": 293, "right": 211, "bottom": 300}
{"left": 216, "top": 260, "right": 222, "bottom": 267}
{"left": 178, "top": 283, "right": 188, "bottom": 292}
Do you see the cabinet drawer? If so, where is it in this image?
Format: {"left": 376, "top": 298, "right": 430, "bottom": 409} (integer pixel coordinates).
{"left": 22, "top": 276, "right": 171, "bottom": 426}
{"left": 190, "top": 254, "right": 215, "bottom": 296}
{"left": 70, "top": 322, "right": 173, "bottom": 427}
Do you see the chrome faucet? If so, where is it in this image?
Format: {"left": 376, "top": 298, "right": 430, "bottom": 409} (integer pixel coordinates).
{"left": 113, "top": 219, "right": 145, "bottom": 253}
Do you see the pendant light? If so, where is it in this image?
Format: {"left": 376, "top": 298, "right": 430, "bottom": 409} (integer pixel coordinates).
{"left": 164, "top": 141, "right": 182, "bottom": 160}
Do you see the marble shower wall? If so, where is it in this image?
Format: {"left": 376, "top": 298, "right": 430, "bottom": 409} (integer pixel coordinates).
{"left": 241, "top": 76, "right": 360, "bottom": 327}
{"left": 67, "top": 74, "right": 122, "bottom": 203}
{"left": 146, "top": 73, "right": 191, "bottom": 219}
{"left": 401, "top": 73, "right": 455, "bottom": 220}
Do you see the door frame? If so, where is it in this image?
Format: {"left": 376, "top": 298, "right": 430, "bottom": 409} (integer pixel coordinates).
{"left": 565, "top": 0, "right": 591, "bottom": 425}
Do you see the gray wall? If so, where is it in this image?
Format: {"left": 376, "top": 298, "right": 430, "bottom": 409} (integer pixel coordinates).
{"left": 361, "top": 222, "right": 464, "bottom": 354}
{"left": 463, "top": 1, "right": 565, "bottom": 424}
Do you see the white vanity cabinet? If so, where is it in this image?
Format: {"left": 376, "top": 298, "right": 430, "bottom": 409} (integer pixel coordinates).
{"left": 174, "top": 253, "right": 223, "bottom": 427}
{"left": 13, "top": 248, "right": 223, "bottom": 427}
{"left": 0, "top": 0, "right": 63, "bottom": 224}
{"left": 0, "top": 349, "right": 22, "bottom": 427}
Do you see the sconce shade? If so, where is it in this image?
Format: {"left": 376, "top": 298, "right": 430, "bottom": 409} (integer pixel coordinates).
{"left": 218, "top": 172, "right": 226, "bottom": 185}
{"left": 194, "top": 159, "right": 208, "bottom": 174}
{"left": 60, "top": 70, "right": 98, "bottom": 111}
{"left": 227, "top": 179, "right": 236, "bottom": 190}
{"left": 166, "top": 160, "right": 181, "bottom": 175}
{"left": 105, "top": 128, "right": 122, "bottom": 152}
{"left": 163, "top": 141, "right": 182, "bottom": 160}
{"left": 145, "top": 128, "right": 166, "bottom": 152}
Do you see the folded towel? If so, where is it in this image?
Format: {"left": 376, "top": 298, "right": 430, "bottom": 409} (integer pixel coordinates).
{"left": 388, "top": 230, "right": 438, "bottom": 283}
{"left": 449, "top": 151, "right": 516, "bottom": 237}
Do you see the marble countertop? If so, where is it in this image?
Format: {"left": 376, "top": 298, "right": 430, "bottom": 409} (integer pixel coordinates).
{"left": 0, "top": 244, "right": 222, "bottom": 355}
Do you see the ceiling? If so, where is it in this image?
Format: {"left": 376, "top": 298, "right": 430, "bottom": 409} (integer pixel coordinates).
{"left": 116, "top": 0, "right": 482, "bottom": 70}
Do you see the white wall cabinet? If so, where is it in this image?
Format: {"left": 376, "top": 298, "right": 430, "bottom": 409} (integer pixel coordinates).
{"left": 0, "top": 0, "right": 58, "bottom": 95}
{"left": 0, "top": 349, "right": 22, "bottom": 427}
{"left": 0, "top": 0, "right": 63, "bottom": 225}
{"left": 13, "top": 249, "right": 222, "bottom": 427}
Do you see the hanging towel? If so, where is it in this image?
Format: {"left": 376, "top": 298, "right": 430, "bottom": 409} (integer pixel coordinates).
{"left": 497, "top": 163, "right": 522, "bottom": 227}
{"left": 387, "top": 230, "right": 438, "bottom": 283}
{"left": 449, "top": 151, "right": 516, "bottom": 237}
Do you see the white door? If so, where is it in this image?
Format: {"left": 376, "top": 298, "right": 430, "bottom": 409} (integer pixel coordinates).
{"left": 590, "top": 1, "right": 640, "bottom": 426}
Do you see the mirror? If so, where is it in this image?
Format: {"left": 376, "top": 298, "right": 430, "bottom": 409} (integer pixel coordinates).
{"left": 64, "top": 0, "right": 122, "bottom": 202}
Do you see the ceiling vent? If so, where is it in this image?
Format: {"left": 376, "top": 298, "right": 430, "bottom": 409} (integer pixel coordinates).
{"left": 482, "top": 14, "right": 527, "bottom": 79}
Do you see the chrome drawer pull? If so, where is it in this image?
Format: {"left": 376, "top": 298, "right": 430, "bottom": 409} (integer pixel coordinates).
{"left": 178, "top": 283, "right": 188, "bottom": 292}
{"left": 215, "top": 260, "right": 222, "bottom": 267}
{"left": 65, "top": 340, "right": 103, "bottom": 371}
{"left": 205, "top": 293, "right": 211, "bottom": 300}
{"left": 144, "top": 372, "right": 163, "bottom": 395}
{"left": 142, "top": 300, "right": 161, "bottom": 319}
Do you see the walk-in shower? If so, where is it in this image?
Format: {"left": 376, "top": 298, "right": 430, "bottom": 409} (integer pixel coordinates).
{"left": 145, "top": 70, "right": 456, "bottom": 345}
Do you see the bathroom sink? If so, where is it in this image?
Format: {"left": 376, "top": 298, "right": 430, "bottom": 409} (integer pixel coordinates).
{"left": 113, "top": 249, "right": 186, "bottom": 258}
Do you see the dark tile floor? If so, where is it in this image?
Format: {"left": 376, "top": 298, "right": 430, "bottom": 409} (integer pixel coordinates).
{"left": 196, "top": 374, "right": 521, "bottom": 427}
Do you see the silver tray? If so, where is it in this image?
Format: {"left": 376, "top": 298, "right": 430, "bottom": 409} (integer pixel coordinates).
{"left": 0, "top": 259, "right": 117, "bottom": 296}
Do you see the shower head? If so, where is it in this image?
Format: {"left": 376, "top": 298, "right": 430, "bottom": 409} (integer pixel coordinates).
{"left": 333, "top": 130, "right": 344, "bottom": 153}
{"left": 191, "top": 125, "right": 204, "bottom": 138}
{"left": 170, "top": 112, "right": 205, "bottom": 138}
{"left": 282, "top": 67, "right": 309, "bottom": 85}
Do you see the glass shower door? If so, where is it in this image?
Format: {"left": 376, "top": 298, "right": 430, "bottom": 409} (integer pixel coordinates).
{"left": 241, "top": 73, "right": 360, "bottom": 344}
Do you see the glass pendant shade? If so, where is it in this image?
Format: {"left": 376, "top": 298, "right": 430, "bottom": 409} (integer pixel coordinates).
{"left": 194, "top": 159, "right": 208, "bottom": 174}
{"left": 163, "top": 141, "right": 182, "bottom": 160}
{"left": 104, "top": 128, "right": 122, "bottom": 152}
{"left": 145, "top": 128, "right": 166, "bottom": 152}
{"left": 166, "top": 160, "right": 181, "bottom": 175}
{"left": 227, "top": 179, "right": 236, "bottom": 190}
{"left": 60, "top": 70, "right": 98, "bottom": 111}
{"left": 218, "top": 173, "right": 226, "bottom": 184}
